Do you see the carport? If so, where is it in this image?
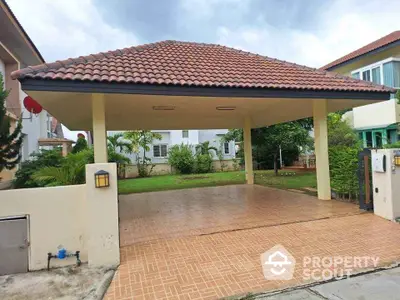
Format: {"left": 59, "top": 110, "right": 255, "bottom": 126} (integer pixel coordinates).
{"left": 11, "top": 40, "right": 393, "bottom": 200}
{"left": 11, "top": 41, "right": 396, "bottom": 298}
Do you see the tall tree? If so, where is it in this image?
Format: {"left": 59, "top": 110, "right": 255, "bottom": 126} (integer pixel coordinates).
{"left": 0, "top": 73, "right": 23, "bottom": 174}
{"left": 223, "top": 119, "right": 312, "bottom": 176}
{"left": 252, "top": 122, "right": 312, "bottom": 175}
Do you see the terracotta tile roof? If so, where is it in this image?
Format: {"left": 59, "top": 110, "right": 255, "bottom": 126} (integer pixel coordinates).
{"left": 322, "top": 31, "right": 400, "bottom": 70}
{"left": 11, "top": 40, "right": 393, "bottom": 93}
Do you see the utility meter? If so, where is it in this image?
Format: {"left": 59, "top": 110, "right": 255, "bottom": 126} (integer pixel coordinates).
{"left": 372, "top": 149, "right": 400, "bottom": 221}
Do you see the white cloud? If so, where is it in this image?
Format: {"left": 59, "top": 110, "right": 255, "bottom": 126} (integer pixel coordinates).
{"left": 216, "top": 0, "right": 400, "bottom": 68}
{"left": 7, "top": 0, "right": 139, "bottom": 62}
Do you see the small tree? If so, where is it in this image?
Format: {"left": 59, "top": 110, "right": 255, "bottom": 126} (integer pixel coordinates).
{"left": 0, "top": 73, "right": 23, "bottom": 175}
{"left": 71, "top": 136, "right": 88, "bottom": 153}
{"left": 107, "top": 133, "right": 131, "bottom": 153}
{"left": 124, "top": 130, "right": 161, "bottom": 177}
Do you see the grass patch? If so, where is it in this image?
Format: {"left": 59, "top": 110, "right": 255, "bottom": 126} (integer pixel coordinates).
{"left": 255, "top": 170, "right": 317, "bottom": 192}
{"left": 118, "top": 169, "right": 317, "bottom": 195}
{"left": 118, "top": 171, "right": 246, "bottom": 194}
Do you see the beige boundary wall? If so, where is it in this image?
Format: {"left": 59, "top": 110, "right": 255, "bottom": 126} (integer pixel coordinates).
{"left": 0, "top": 163, "right": 119, "bottom": 271}
{"left": 125, "top": 160, "right": 237, "bottom": 178}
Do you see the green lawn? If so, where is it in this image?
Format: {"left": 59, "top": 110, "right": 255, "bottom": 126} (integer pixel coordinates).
{"left": 118, "top": 171, "right": 246, "bottom": 194}
{"left": 255, "top": 170, "right": 317, "bottom": 192}
{"left": 118, "top": 170, "right": 317, "bottom": 194}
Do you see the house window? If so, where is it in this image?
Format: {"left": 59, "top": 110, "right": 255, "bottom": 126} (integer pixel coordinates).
{"left": 371, "top": 67, "right": 381, "bottom": 84}
{"left": 182, "top": 130, "right": 189, "bottom": 138}
{"left": 153, "top": 144, "right": 168, "bottom": 157}
{"left": 352, "top": 58, "right": 400, "bottom": 88}
{"left": 224, "top": 142, "right": 230, "bottom": 154}
{"left": 362, "top": 70, "right": 371, "bottom": 81}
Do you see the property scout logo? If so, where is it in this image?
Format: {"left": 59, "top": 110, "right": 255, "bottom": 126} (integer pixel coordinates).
{"left": 261, "top": 245, "right": 380, "bottom": 281}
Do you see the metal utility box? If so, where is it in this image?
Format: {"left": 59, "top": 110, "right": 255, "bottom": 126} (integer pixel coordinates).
{"left": 0, "top": 216, "right": 29, "bottom": 275}
{"left": 372, "top": 149, "right": 400, "bottom": 221}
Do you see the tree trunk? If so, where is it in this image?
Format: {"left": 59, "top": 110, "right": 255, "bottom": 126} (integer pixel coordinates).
{"left": 273, "top": 153, "right": 278, "bottom": 176}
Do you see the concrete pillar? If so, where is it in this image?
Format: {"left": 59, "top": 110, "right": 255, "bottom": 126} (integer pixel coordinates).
{"left": 313, "top": 99, "right": 331, "bottom": 200}
{"left": 85, "top": 163, "right": 120, "bottom": 267}
{"left": 92, "top": 94, "right": 108, "bottom": 163}
{"left": 243, "top": 117, "right": 254, "bottom": 184}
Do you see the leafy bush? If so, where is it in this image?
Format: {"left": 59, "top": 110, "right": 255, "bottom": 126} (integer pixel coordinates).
{"left": 329, "top": 145, "right": 359, "bottom": 199}
{"left": 15, "top": 148, "right": 131, "bottom": 188}
{"left": 383, "top": 141, "right": 400, "bottom": 149}
{"left": 195, "top": 154, "right": 213, "bottom": 173}
{"left": 168, "top": 144, "right": 195, "bottom": 174}
{"left": 71, "top": 136, "right": 88, "bottom": 153}
{"left": 32, "top": 150, "right": 93, "bottom": 186}
{"left": 14, "top": 149, "right": 63, "bottom": 188}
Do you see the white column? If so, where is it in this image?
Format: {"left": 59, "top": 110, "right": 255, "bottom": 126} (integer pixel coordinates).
{"left": 92, "top": 94, "right": 108, "bottom": 163}
{"left": 313, "top": 99, "right": 331, "bottom": 200}
{"left": 243, "top": 117, "right": 254, "bottom": 184}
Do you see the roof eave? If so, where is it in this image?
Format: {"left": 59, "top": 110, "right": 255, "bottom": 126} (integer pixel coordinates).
{"left": 19, "top": 78, "right": 392, "bottom": 101}
{"left": 322, "top": 39, "right": 400, "bottom": 71}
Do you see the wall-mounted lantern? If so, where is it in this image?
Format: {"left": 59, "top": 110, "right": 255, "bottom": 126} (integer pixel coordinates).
{"left": 94, "top": 170, "right": 110, "bottom": 188}
{"left": 394, "top": 153, "right": 400, "bottom": 167}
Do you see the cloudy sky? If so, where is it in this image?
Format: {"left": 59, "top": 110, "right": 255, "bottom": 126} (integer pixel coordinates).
{"left": 6, "top": 0, "right": 400, "bottom": 138}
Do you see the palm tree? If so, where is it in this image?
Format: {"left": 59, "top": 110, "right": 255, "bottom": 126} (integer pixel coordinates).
{"left": 107, "top": 133, "right": 131, "bottom": 153}
{"left": 195, "top": 141, "right": 218, "bottom": 156}
{"left": 32, "top": 150, "right": 92, "bottom": 186}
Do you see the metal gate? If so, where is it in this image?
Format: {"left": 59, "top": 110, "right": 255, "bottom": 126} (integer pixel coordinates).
{"left": 358, "top": 149, "right": 373, "bottom": 210}
{"left": 0, "top": 216, "right": 29, "bottom": 275}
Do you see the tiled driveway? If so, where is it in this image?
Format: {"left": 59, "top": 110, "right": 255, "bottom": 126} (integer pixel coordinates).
{"left": 105, "top": 185, "right": 400, "bottom": 300}
{"left": 119, "top": 185, "right": 361, "bottom": 246}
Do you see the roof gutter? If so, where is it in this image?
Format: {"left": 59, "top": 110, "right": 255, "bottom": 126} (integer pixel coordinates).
{"left": 19, "top": 78, "right": 392, "bottom": 101}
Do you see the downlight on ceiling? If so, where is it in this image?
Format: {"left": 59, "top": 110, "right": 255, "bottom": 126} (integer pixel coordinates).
{"left": 216, "top": 106, "right": 236, "bottom": 111}
{"left": 152, "top": 106, "right": 175, "bottom": 111}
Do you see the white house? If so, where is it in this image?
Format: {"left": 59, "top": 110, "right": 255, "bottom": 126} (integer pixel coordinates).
{"left": 0, "top": 0, "right": 63, "bottom": 183}
{"left": 109, "top": 129, "right": 236, "bottom": 176}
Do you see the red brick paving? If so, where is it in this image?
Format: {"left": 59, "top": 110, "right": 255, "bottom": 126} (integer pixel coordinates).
{"left": 119, "top": 185, "right": 362, "bottom": 246}
{"left": 105, "top": 185, "right": 400, "bottom": 300}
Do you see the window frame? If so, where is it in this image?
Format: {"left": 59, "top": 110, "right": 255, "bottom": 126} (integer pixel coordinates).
{"left": 351, "top": 57, "right": 400, "bottom": 88}
{"left": 223, "top": 142, "right": 230, "bottom": 154}
{"left": 153, "top": 144, "right": 168, "bottom": 158}
{"left": 182, "top": 130, "right": 189, "bottom": 138}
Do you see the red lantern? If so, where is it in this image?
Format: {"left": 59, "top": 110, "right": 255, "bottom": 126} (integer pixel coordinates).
{"left": 77, "top": 133, "right": 85, "bottom": 139}
{"left": 23, "top": 96, "right": 43, "bottom": 114}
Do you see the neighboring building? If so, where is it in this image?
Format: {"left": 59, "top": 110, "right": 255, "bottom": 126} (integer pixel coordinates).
{"left": 0, "top": 0, "right": 62, "bottom": 182}
{"left": 322, "top": 31, "right": 400, "bottom": 148}
{"left": 109, "top": 129, "right": 236, "bottom": 177}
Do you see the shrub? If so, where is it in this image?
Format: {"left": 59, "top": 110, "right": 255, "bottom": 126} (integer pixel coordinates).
{"left": 71, "top": 136, "right": 88, "bottom": 153}
{"left": 329, "top": 145, "right": 360, "bottom": 199}
{"left": 14, "top": 149, "right": 63, "bottom": 188}
{"left": 195, "top": 154, "right": 213, "bottom": 173}
{"left": 168, "top": 144, "right": 195, "bottom": 174}
{"left": 383, "top": 141, "right": 400, "bottom": 149}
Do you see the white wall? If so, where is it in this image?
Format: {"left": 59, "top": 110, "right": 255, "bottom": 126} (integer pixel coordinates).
{"left": 0, "top": 163, "right": 120, "bottom": 271}
{"left": 0, "top": 58, "right": 5, "bottom": 86}
{"left": 353, "top": 99, "right": 399, "bottom": 129}
{"left": 0, "top": 185, "right": 88, "bottom": 270}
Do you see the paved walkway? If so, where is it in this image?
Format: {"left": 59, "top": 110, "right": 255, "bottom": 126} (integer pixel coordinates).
{"left": 105, "top": 212, "right": 400, "bottom": 300}
{"left": 256, "top": 267, "right": 400, "bottom": 299}
{"left": 119, "top": 185, "right": 361, "bottom": 246}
